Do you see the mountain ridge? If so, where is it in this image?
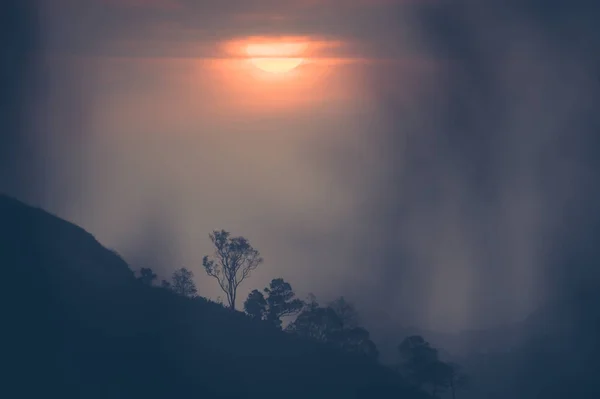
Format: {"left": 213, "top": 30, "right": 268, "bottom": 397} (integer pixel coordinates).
{"left": 0, "top": 193, "right": 427, "bottom": 399}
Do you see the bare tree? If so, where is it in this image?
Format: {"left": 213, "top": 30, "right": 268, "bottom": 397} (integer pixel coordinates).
{"left": 202, "top": 230, "right": 263, "bottom": 310}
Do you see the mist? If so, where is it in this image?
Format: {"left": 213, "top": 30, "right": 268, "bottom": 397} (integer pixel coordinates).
{"left": 3, "top": 0, "right": 599, "bottom": 341}
{"left": 346, "top": 0, "right": 600, "bottom": 334}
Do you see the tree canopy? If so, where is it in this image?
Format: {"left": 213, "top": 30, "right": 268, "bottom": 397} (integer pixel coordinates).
{"left": 171, "top": 267, "right": 198, "bottom": 298}
{"left": 202, "top": 230, "right": 263, "bottom": 310}
{"left": 286, "top": 296, "right": 379, "bottom": 360}
{"left": 397, "top": 335, "right": 468, "bottom": 398}
{"left": 244, "top": 278, "right": 304, "bottom": 328}
{"left": 137, "top": 267, "right": 157, "bottom": 286}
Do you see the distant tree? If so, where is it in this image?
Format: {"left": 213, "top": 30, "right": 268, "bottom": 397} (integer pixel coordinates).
{"left": 244, "top": 278, "right": 304, "bottom": 328}
{"left": 171, "top": 267, "right": 197, "bottom": 298}
{"left": 328, "top": 296, "right": 360, "bottom": 329}
{"left": 286, "top": 305, "right": 343, "bottom": 342}
{"left": 396, "top": 335, "right": 465, "bottom": 397}
{"left": 330, "top": 326, "right": 379, "bottom": 360}
{"left": 264, "top": 278, "right": 304, "bottom": 328}
{"left": 397, "top": 335, "right": 439, "bottom": 388}
{"left": 202, "top": 230, "right": 263, "bottom": 310}
{"left": 446, "top": 362, "right": 469, "bottom": 399}
{"left": 398, "top": 336, "right": 439, "bottom": 366}
{"left": 286, "top": 296, "right": 378, "bottom": 360}
{"left": 304, "top": 293, "right": 320, "bottom": 311}
{"left": 160, "top": 279, "right": 172, "bottom": 289}
{"left": 137, "top": 267, "right": 157, "bottom": 286}
{"left": 244, "top": 289, "right": 267, "bottom": 320}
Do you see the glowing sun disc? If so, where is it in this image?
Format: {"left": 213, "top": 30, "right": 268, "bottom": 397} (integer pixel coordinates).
{"left": 250, "top": 57, "right": 304, "bottom": 74}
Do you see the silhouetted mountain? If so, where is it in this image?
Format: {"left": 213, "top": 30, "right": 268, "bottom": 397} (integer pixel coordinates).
{"left": 1, "top": 194, "right": 428, "bottom": 399}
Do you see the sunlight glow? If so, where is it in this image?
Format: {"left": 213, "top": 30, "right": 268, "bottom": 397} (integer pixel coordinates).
{"left": 205, "top": 36, "right": 355, "bottom": 112}
{"left": 249, "top": 57, "right": 304, "bottom": 74}
{"left": 245, "top": 41, "right": 308, "bottom": 74}
{"left": 245, "top": 42, "right": 308, "bottom": 57}
{"left": 220, "top": 36, "right": 345, "bottom": 76}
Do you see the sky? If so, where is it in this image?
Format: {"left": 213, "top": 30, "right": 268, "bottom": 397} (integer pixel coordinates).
{"left": 2, "top": 0, "right": 600, "bottom": 336}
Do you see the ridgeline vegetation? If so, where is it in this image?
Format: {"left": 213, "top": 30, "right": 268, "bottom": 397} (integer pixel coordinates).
{"left": 1, "top": 194, "right": 450, "bottom": 399}
{"left": 4, "top": 193, "right": 599, "bottom": 398}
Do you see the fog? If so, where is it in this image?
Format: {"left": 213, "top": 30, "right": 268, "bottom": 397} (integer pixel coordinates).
{"left": 2, "top": 0, "right": 599, "bottom": 338}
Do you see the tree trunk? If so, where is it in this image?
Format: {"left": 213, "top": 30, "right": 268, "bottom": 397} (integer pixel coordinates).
{"left": 229, "top": 290, "right": 236, "bottom": 310}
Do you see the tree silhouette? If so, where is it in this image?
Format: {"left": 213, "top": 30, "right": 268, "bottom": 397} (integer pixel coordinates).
{"left": 286, "top": 305, "right": 343, "bottom": 342}
{"left": 328, "top": 296, "right": 360, "bottom": 329}
{"left": 244, "top": 289, "right": 267, "bottom": 320}
{"left": 264, "top": 278, "right": 304, "bottom": 328}
{"left": 330, "top": 326, "right": 379, "bottom": 360}
{"left": 137, "top": 267, "right": 157, "bottom": 286}
{"left": 446, "top": 362, "right": 469, "bottom": 399}
{"left": 396, "top": 335, "right": 465, "bottom": 397}
{"left": 304, "top": 293, "right": 320, "bottom": 311}
{"left": 160, "top": 279, "right": 171, "bottom": 289}
{"left": 244, "top": 278, "right": 304, "bottom": 328}
{"left": 171, "top": 267, "right": 197, "bottom": 298}
{"left": 397, "top": 335, "right": 439, "bottom": 388}
{"left": 202, "top": 230, "right": 263, "bottom": 310}
{"left": 286, "top": 296, "right": 378, "bottom": 359}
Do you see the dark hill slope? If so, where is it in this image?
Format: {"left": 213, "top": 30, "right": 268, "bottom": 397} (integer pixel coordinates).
{"left": 0, "top": 194, "right": 426, "bottom": 399}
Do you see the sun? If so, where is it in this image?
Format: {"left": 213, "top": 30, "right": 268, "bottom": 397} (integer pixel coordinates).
{"left": 245, "top": 42, "right": 308, "bottom": 74}
{"left": 249, "top": 57, "right": 304, "bottom": 74}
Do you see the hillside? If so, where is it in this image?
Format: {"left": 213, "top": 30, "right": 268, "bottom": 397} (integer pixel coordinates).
{"left": 0, "top": 194, "right": 427, "bottom": 399}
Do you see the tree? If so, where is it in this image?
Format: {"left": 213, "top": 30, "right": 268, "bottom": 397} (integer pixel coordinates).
{"left": 304, "top": 293, "right": 320, "bottom": 311}
{"left": 264, "top": 278, "right": 304, "bottom": 328}
{"left": 160, "top": 279, "right": 171, "bottom": 289}
{"left": 446, "top": 362, "right": 469, "bottom": 399}
{"left": 328, "top": 296, "right": 360, "bottom": 329}
{"left": 243, "top": 278, "right": 304, "bottom": 328}
{"left": 397, "top": 335, "right": 440, "bottom": 389}
{"left": 202, "top": 230, "right": 263, "bottom": 310}
{"left": 286, "top": 296, "right": 378, "bottom": 360}
{"left": 244, "top": 289, "right": 267, "bottom": 320}
{"left": 396, "top": 335, "right": 465, "bottom": 397}
{"left": 137, "top": 267, "right": 157, "bottom": 286}
{"left": 171, "top": 267, "right": 197, "bottom": 298}
{"left": 330, "top": 326, "right": 379, "bottom": 360}
{"left": 398, "top": 336, "right": 439, "bottom": 366}
{"left": 286, "top": 306, "right": 343, "bottom": 342}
